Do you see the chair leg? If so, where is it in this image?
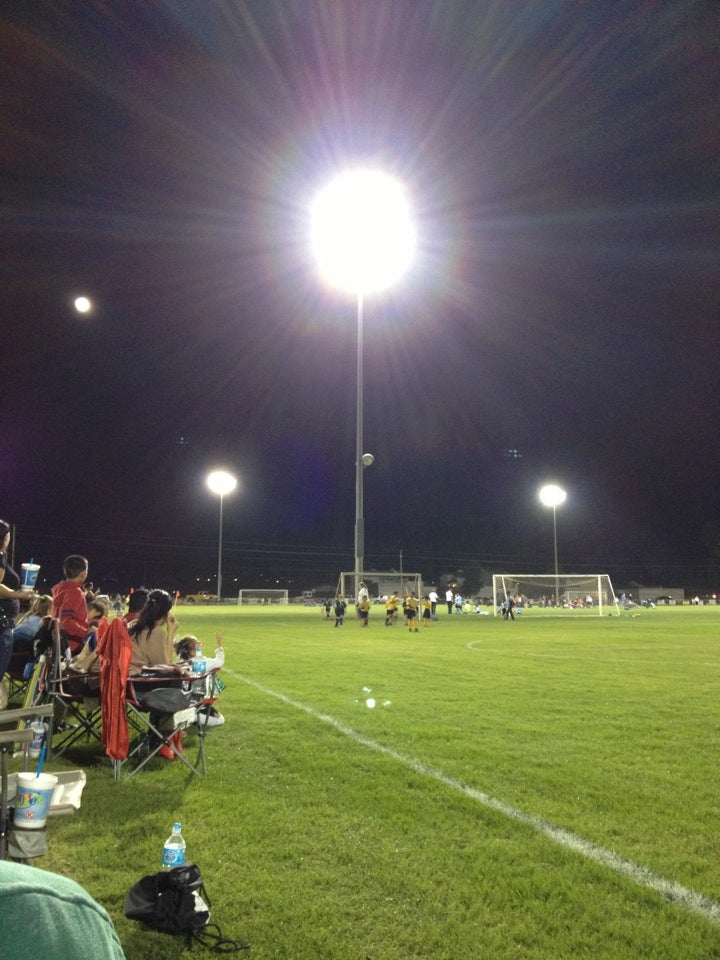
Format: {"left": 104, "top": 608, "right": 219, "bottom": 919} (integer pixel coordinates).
{"left": 196, "top": 713, "right": 208, "bottom": 776}
{"left": 124, "top": 716, "right": 201, "bottom": 779}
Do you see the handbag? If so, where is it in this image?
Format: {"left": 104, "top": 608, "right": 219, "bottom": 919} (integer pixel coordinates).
{"left": 125, "top": 863, "right": 249, "bottom": 952}
{"left": 0, "top": 605, "right": 12, "bottom": 632}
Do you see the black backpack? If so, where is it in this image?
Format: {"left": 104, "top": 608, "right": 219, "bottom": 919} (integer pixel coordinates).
{"left": 125, "top": 863, "right": 249, "bottom": 952}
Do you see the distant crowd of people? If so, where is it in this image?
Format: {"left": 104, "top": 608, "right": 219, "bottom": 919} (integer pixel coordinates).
{"left": 320, "top": 581, "right": 509, "bottom": 631}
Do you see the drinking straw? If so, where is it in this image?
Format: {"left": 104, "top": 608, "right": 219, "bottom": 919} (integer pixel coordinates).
{"left": 35, "top": 743, "right": 46, "bottom": 779}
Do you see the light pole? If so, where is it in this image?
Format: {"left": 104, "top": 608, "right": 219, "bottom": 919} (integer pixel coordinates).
{"left": 207, "top": 469, "right": 237, "bottom": 603}
{"left": 539, "top": 484, "right": 567, "bottom": 607}
{"left": 312, "top": 169, "right": 414, "bottom": 599}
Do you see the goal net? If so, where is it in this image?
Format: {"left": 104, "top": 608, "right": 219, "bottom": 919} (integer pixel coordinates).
{"left": 237, "top": 589, "right": 289, "bottom": 605}
{"left": 491, "top": 574, "right": 619, "bottom": 616}
{"left": 336, "top": 571, "right": 422, "bottom": 601}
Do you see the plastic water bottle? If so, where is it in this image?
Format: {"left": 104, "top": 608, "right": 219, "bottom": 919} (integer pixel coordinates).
{"left": 162, "top": 822, "right": 186, "bottom": 870}
{"left": 28, "top": 721, "right": 47, "bottom": 760}
{"left": 192, "top": 642, "right": 206, "bottom": 674}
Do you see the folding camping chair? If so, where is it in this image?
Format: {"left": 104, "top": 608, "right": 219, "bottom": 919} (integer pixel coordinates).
{"left": 4, "top": 633, "right": 36, "bottom": 706}
{"left": 0, "top": 704, "right": 55, "bottom": 860}
{"left": 42, "top": 619, "right": 103, "bottom": 759}
{"left": 186, "top": 665, "right": 222, "bottom": 776}
{"left": 116, "top": 666, "right": 222, "bottom": 780}
{"left": 120, "top": 673, "right": 200, "bottom": 778}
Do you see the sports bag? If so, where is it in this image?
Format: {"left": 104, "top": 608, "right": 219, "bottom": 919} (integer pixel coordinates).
{"left": 125, "top": 863, "right": 249, "bottom": 952}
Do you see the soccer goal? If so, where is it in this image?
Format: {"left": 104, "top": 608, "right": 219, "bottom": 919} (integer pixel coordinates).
{"left": 491, "top": 574, "right": 619, "bottom": 616}
{"left": 237, "top": 589, "right": 289, "bottom": 605}
{"left": 336, "top": 571, "right": 423, "bottom": 601}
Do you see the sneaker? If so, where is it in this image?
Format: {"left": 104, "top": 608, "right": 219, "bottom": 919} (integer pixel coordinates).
{"left": 200, "top": 707, "right": 225, "bottom": 728}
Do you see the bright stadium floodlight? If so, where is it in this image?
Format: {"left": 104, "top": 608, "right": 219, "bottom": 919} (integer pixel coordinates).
{"left": 312, "top": 170, "right": 414, "bottom": 600}
{"left": 207, "top": 469, "right": 238, "bottom": 604}
{"left": 539, "top": 484, "right": 567, "bottom": 606}
{"left": 74, "top": 296, "right": 92, "bottom": 314}
{"left": 311, "top": 169, "right": 415, "bottom": 296}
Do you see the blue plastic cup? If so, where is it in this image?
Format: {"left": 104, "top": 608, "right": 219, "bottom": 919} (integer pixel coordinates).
{"left": 20, "top": 563, "right": 40, "bottom": 591}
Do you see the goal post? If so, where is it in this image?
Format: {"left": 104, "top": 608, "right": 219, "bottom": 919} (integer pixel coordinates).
{"left": 336, "top": 571, "right": 423, "bottom": 601}
{"left": 491, "top": 574, "right": 619, "bottom": 616}
{"left": 237, "top": 589, "right": 289, "bottom": 605}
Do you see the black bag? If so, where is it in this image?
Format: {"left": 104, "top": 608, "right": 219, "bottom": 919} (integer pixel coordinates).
{"left": 136, "top": 686, "right": 190, "bottom": 713}
{"left": 125, "top": 863, "right": 209, "bottom": 935}
{"left": 32, "top": 617, "right": 55, "bottom": 658}
{"left": 125, "top": 863, "right": 249, "bottom": 952}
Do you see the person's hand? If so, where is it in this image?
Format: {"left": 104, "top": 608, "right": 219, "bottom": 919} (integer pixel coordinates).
{"left": 215, "top": 631, "right": 223, "bottom": 647}
{"left": 167, "top": 613, "right": 178, "bottom": 635}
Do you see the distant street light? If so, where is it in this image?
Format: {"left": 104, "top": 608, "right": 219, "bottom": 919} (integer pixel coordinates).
{"left": 207, "top": 469, "right": 237, "bottom": 603}
{"left": 311, "top": 169, "right": 414, "bottom": 598}
{"left": 74, "top": 296, "right": 92, "bottom": 314}
{"left": 539, "top": 484, "right": 567, "bottom": 606}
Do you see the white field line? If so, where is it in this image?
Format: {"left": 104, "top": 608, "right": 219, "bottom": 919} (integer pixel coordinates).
{"left": 227, "top": 669, "right": 720, "bottom": 929}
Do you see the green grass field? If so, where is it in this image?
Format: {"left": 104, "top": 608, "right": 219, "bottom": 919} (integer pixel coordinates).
{"left": 15, "top": 604, "right": 720, "bottom": 959}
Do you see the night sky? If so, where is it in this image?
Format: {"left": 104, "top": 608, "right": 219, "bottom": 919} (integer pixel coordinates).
{"left": 2, "top": 2, "right": 719, "bottom": 595}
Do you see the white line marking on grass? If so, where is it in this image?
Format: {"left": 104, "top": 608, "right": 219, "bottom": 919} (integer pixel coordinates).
{"left": 228, "top": 670, "right": 720, "bottom": 929}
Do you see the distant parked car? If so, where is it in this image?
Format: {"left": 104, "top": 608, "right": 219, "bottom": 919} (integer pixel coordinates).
{"left": 184, "top": 592, "right": 217, "bottom": 603}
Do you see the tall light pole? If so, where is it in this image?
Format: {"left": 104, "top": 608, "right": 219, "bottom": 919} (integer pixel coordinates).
{"left": 207, "top": 469, "right": 237, "bottom": 603}
{"left": 312, "top": 169, "right": 414, "bottom": 599}
{"left": 539, "top": 484, "right": 567, "bottom": 606}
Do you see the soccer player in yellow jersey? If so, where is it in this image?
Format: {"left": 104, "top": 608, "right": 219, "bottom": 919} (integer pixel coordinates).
{"left": 421, "top": 595, "right": 432, "bottom": 627}
{"left": 405, "top": 593, "right": 419, "bottom": 632}
{"left": 384, "top": 592, "right": 398, "bottom": 626}
{"left": 357, "top": 596, "right": 370, "bottom": 627}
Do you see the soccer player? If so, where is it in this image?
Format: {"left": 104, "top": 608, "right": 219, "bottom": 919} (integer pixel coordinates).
{"left": 384, "top": 592, "right": 398, "bottom": 626}
{"left": 406, "top": 593, "right": 419, "bottom": 632}
{"left": 357, "top": 596, "right": 370, "bottom": 627}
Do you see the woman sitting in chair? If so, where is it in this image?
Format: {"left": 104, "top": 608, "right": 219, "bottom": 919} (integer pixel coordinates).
{"left": 127, "top": 589, "right": 190, "bottom": 760}
{"left": 128, "top": 589, "right": 185, "bottom": 677}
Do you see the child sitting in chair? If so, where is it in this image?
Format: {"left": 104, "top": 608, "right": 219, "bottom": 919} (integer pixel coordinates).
{"left": 173, "top": 632, "right": 225, "bottom": 727}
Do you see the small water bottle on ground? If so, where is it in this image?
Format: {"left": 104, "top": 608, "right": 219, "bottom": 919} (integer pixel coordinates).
{"left": 192, "top": 642, "right": 206, "bottom": 674}
{"left": 162, "top": 822, "right": 186, "bottom": 870}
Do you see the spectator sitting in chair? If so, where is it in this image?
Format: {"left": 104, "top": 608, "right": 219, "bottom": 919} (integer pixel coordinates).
{"left": 174, "top": 631, "right": 225, "bottom": 728}
{"left": 51, "top": 555, "right": 92, "bottom": 656}
{"left": 69, "top": 595, "right": 112, "bottom": 677}
{"left": 87, "top": 595, "right": 110, "bottom": 630}
{"left": 128, "top": 589, "right": 190, "bottom": 759}
{"left": 12, "top": 594, "right": 53, "bottom": 642}
{"left": 7, "top": 595, "right": 53, "bottom": 689}
{"left": 121, "top": 587, "right": 149, "bottom": 626}
{"left": 127, "top": 589, "right": 184, "bottom": 676}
